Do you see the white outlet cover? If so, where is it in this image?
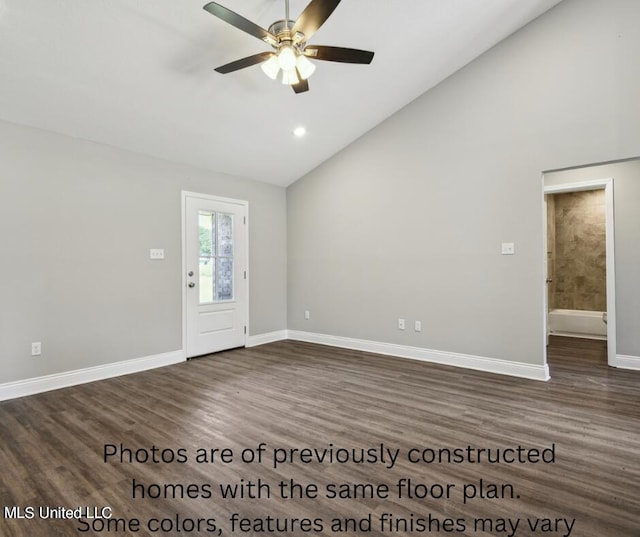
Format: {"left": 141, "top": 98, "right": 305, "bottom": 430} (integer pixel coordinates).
{"left": 150, "top": 248, "right": 165, "bottom": 260}
{"left": 501, "top": 242, "right": 515, "bottom": 255}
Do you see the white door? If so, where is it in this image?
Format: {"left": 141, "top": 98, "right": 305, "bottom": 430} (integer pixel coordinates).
{"left": 184, "top": 194, "right": 247, "bottom": 358}
{"left": 543, "top": 195, "right": 551, "bottom": 346}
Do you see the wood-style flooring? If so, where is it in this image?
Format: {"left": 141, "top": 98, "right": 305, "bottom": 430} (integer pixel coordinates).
{"left": 0, "top": 336, "right": 638, "bottom": 536}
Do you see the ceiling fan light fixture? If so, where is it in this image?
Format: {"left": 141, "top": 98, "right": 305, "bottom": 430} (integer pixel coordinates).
{"left": 261, "top": 55, "right": 280, "bottom": 80}
{"left": 296, "top": 54, "right": 316, "bottom": 80}
{"left": 281, "top": 68, "right": 300, "bottom": 85}
{"left": 204, "top": 0, "right": 375, "bottom": 94}
{"left": 277, "top": 46, "right": 297, "bottom": 71}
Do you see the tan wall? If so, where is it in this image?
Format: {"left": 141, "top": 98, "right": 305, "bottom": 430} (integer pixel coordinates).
{"left": 551, "top": 190, "right": 606, "bottom": 311}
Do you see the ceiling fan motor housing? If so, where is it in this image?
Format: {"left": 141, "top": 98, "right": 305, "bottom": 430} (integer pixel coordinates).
{"left": 267, "top": 19, "right": 305, "bottom": 49}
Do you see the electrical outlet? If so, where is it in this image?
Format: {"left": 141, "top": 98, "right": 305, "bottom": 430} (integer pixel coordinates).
{"left": 31, "top": 342, "right": 42, "bottom": 356}
{"left": 304, "top": 310, "right": 310, "bottom": 320}
{"left": 149, "top": 248, "right": 165, "bottom": 260}
{"left": 415, "top": 321, "right": 422, "bottom": 332}
{"left": 398, "top": 318, "right": 405, "bottom": 330}
{"left": 501, "top": 242, "right": 515, "bottom": 255}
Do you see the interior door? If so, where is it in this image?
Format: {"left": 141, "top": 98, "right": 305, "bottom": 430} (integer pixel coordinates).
{"left": 185, "top": 194, "right": 247, "bottom": 358}
{"left": 544, "top": 195, "right": 551, "bottom": 346}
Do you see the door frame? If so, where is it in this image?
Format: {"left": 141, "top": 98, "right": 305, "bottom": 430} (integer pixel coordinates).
{"left": 181, "top": 191, "right": 250, "bottom": 357}
{"left": 542, "top": 178, "right": 616, "bottom": 367}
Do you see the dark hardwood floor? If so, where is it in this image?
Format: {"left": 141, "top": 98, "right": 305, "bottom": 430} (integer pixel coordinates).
{"left": 0, "top": 337, "right": 638, "bottom": 536}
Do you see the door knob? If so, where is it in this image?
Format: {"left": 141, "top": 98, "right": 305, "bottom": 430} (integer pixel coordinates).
{"left": 188, "top": 282, "right": 196, "bottom": 288}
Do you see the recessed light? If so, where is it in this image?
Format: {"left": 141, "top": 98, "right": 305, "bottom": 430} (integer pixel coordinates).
{"left": 293, "top": 126, "right": 307, "bottom": 137}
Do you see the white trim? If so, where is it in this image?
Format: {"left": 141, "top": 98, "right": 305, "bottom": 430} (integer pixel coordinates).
{"left": 181, "top": 191, "right": 250, "bottom": 357}
{"left": 542, "top": 178, "right": 616, "bottom": 368}
{"left": 0, "top": 329, "right": 559, "bottom": 401}
{"left": 246, "top": 330, "right": 288, "bottom": 347}
{"left": 287, "top": 330, "right": 550, "bottom": 381}
{"left": 182, "top": 192, "right": 188, "bottom": 359}
{"left": 544, "top": 178, "right": 613, "bottom": 194}
{"left": 0, "top": 350, "right": 185, "bottom": 402}
{"left": 612, "top": 354, "right": 640, "bottom": 370}
{"left": 549, "top": 331, "right": 607, "bottom": 341}
{"left": 542, "top": 194, "right": 550, "bottom": 352}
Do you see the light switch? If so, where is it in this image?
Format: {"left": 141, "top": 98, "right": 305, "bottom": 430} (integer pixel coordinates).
{"left": 150, "top": 248, "right": 165, "bottom": 260}
{"left": 501, "top": 242, "right": 515, "bottom": 255}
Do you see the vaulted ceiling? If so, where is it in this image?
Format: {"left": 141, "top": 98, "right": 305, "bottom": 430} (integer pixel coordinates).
{"left": 0, "top": 0, "right": 563, "bottom": 186}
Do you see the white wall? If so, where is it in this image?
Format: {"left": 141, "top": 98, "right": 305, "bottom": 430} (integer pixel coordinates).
{"left": 0, "top": 120, "right": 287, "bottom": 384}
{"left": 287, "top": 0, "right": 640, "bottom": 367}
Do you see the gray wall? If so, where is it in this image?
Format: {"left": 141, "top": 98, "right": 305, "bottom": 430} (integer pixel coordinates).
{"left": 3, "top": 0, "right": 639, "bottom": 388}
{"left": 287, "top": 0, "right": 640, "bottom": 365}
{"left": 545, "top": 159, "right": 640, "bottom": 357}
{"left": 0, "top": 120, "right": 287, "bottom": 384}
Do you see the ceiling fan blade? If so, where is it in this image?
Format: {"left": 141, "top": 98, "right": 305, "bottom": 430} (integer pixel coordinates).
{"left": 203, "top": 2, "right": 277, "bottom": 44}
{"left": 291, "top": 0, "right": 341, "bottom": 42}
{"left": 304, "top": 45, "right": 374, "bottom": 64}
{"left": 214, "top": 52, "right": 274, "bottom": 74}
{"left": 292, "top": 78, "right": 310, "bottom": 94}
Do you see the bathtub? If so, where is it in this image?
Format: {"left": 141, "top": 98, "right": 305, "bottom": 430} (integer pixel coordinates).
{"left": 548, "top": 309, "right": 607, "bottom": 340}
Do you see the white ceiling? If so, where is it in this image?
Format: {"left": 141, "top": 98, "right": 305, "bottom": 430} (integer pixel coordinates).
{"left": 0, "top": 0, "right": 563, "bottom": 186}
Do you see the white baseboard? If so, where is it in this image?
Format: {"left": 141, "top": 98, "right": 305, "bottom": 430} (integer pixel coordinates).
{"left": 613, "top": 354, "right": 640, "bottom": 370}
{"left": 0, "top": 350, "right": 185, "bottom": 402}
{"left": 246, "top": 330, "right": 288, "bottom": 347}
{"left": 549, "top": 330, "right": 607, "bottom": 341}
{"left": 0, "top": 329, "right": 559, "bottom": 402}
{"left": 287, "top": 330, "right": 550, "bottom": 381}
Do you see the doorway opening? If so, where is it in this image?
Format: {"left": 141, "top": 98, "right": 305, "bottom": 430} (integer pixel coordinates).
{"left": 542, "top": 178, "right": 616, "bottom": 370}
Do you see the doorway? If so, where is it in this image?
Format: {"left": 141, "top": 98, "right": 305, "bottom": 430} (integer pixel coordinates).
{"left": 182, "top": 192, "right": 249, "bottom": 358}
{"left": 542, "top": 178, "right": 616, "bottom": 367}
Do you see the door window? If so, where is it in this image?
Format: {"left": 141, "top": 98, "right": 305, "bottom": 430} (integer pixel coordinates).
{"left": 198, "top": 211, "right": 234, "bottom": 303}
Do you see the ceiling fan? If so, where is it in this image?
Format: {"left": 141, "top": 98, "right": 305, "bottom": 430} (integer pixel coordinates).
{"left": 203, "top": 0, "right": 374, "bottom": 93}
